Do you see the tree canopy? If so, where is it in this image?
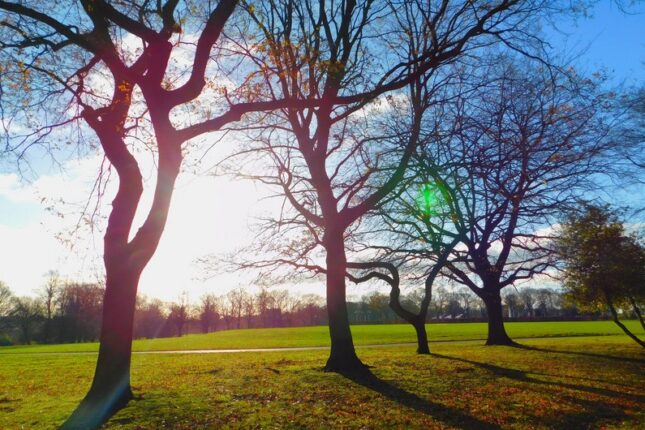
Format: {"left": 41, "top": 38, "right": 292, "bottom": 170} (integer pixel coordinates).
{"left": 556, "top": 204, "right": 645, "bottom": 347}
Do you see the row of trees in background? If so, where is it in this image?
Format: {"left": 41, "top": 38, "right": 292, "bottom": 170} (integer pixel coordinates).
{"left": 0, "top": 278, "right": 102, "bottom": 345}
{"left": 2, "top": 275, "right": 630, "bottom": 346}
{"left": 138, "top": 284, "right": 600, "bottom": 335}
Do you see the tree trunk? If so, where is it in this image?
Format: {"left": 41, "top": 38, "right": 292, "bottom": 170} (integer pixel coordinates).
{"left": 606, "top": 294, "right": 645, "bottom": 348}
{"left": 482, "top": 290, "right": 515, "bottom": 346}
{"left": 324, "top": 233, "right": 365, "bottom": 372}
{"left": 62, "top": 138, "right": 181, "bottom": 429}
{"left": 389, "top": 303, "right": 429, "bottom": 354}
{"left": 389, "top": 279, "right": 430, "bottom": 354}
{"left": 60, "top": 260, "right": 141, "bottom": 429}
{"left": 413, "top": 319, "right": 430, "bottom": 354}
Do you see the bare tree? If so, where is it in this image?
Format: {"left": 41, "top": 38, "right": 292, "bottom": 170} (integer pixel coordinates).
{"left": 198, "top": 294, "right": 219, "bottom": 333}
{"left": 168, "top": 292, "right": 190, "bottom": 336}
{"left": 219, "top": 0, "right": 554, "bottom": 371}
{"left": 345, "top": 141, "right": 466, "bottom": 353}
{"left": 0, "top": 1, "right": 333, "bottom": 425}
{"left": 611, "top": 86, "right": 645, "bottom": 215}
{"left": 519, "top": 288, "right": 536, "bottom": 318}
{"left": 349, "top": 54, "right": 622, "bottom": 348}
{"left": 226, "top": 288, "right": 248, "bottom": 329}
{"left": 341, "top": 73, "right": 472, "bottom": 354}
{"left": 457, "top": 287, "right": 477, "bottom": 318}
{"left": 40, "top": 270, "right": 60, "bottom": 343}
{"left": 433, "top": 58, "right": 619, "bottom": 345}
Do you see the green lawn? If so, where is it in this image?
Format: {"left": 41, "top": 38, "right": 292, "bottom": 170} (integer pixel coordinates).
{"left": 0, "top": 336, "right": 643, "bottom": 429}
{"left": 1, "top": 320, "right": 643, "bottom": 354}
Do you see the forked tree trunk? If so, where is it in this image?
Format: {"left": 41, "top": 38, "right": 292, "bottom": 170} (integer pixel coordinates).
{"left": 348, "top": 261, "right": 432, "bottom": 355}
{"left": 390, "top": 282, "right": 430, "bottom": 354}
{"left": 62, "top": 139, "right": 181, "bottom": 429}
{"left": 482, "top": 290, "right": 515, "bottom": 346}
{"left": 324, "top": 234, "right": 365, "bottom": 372}
{"left": 606, "top": 293, "right": 645, "bottom": 349}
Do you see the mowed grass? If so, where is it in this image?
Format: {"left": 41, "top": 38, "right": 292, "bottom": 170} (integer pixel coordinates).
{"left": 0, "top": 336, "right": 643, "bottom": 429}
{"left": 1, "top": 320, "right": 643, "bottom": 354}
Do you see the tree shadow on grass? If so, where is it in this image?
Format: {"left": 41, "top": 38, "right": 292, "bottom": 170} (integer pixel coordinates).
{"left": 528, "top": 369, "right": 637, "bottom": 389}
{"left": 540, "top": 394, "right": 638, "bottom": 430}
{"left": 513, "top": 343, "right": 645, "bottom": 365}
{"left": 432, "top": 353, "right": 644, "bottom": 403}
{"left": 339, "top": 367, "right": 501, "bottom": 430}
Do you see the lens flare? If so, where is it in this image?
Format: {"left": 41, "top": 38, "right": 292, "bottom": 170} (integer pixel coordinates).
{"left": 415, "top": 182, "right": 443, "bottom": 217}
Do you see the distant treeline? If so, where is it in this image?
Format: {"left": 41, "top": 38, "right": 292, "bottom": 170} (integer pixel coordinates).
{"left": 0, "top": 280, "right": 631, "bottom": 346}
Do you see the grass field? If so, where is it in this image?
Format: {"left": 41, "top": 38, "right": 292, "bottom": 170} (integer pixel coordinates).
{"left": 1, "top": 320, "right": 643, "bottom": 354}
{"left": 0, "top": 335, "right": 643, "bottom": 429}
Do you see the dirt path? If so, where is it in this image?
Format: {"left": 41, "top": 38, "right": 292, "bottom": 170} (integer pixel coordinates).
{"left": 3, "top": 335, "right": 623, "bottom": 355}
{"left": 136, "top": 342, "right": 421, "bottom": 354}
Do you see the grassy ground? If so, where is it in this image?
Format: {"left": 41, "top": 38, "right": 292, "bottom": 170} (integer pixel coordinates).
{"left": 0, "top": 336, "right": 643, "bottom": 429}
{"left": 1, "top": 320, "right": 643, "bottom": 354}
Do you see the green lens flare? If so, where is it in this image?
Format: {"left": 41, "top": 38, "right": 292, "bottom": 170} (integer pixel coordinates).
{"left": 416, "top": 183, "right": 442, "bottom": 217}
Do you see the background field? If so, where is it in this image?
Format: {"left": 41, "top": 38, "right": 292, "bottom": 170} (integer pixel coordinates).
{"left": 1, "top": 320, "right": 643, "bottom": 354}
{"left": 0, "top": 334, "right": 643, "bottom": 429}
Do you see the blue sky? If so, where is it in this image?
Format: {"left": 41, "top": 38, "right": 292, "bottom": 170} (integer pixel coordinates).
{"left": 0, "top": 3, "right": 643, "bottom": 300}
{"left": 549, "top": 2, "right": 643, "bottom": 83}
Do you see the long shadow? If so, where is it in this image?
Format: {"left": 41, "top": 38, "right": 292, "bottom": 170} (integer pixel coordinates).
{"left": 431, "top": 353, "right": 645, "bottom": 403}
{"left": 514, "top": 344, "right": 645, "bottom": 365}
{"left": 528, "top": 370, "right": 636, "bottom": 388}
{"left": 339, "top": 368, "right": 501, "bottom": 430}
{"left": 539, "top": 394, "right": 638, "bottom": 429}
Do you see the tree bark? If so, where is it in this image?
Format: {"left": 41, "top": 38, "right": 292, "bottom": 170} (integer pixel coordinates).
{"left": 481, "top": 290, "right": 515, "bottom": 346}
{"left": 324, "top": 233, "right": 365, "bottom": 372}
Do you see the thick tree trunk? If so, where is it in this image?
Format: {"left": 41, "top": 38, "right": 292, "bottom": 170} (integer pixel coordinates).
{"left": 324, "top": 234, "right": 365, "bottom": 372}
{"left": 413, "top": 319, "right": 430, "bottom": 354}
{"left": 60, "top": 261, "right": 141, "bottom": 429}
{"left": 482, "top": 290, "right": 515, "bottom": 346}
